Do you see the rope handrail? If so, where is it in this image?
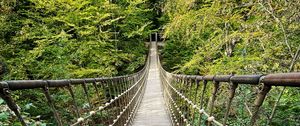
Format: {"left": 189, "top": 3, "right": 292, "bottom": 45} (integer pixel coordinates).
{"left": 158, "top": 47, "right": 300, "bottom": 126}
{"left": 0, "top": 64, "right": 148, "bottom": 90}
{"left": 169, "top": 73, "right": 300, "bottom": 87}
{"left": 0, "top": 48, "right": 150, "bottom": 126}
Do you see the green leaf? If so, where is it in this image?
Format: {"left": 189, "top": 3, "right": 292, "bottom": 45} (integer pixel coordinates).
{"left": 0, "top": 99, "right": 4, "bottom": 104}
{"left": 0, "top": 112, "right": 9, "bottom": 121}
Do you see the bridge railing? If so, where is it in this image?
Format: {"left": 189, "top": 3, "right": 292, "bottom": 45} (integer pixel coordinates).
{"left": 0, "top": 54, "right": 150, "bottom": 126}
{"left": 158, "top": 56, "right": 300, "bottom": 126}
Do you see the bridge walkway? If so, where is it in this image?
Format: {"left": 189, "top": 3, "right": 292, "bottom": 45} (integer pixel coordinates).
{"left": 132, "top": 42, "right": 171, "bottom": 126}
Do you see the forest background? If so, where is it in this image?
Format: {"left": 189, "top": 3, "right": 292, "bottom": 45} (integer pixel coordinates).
{"left": 0, "top": 0, "right": 299, "bottom": 125}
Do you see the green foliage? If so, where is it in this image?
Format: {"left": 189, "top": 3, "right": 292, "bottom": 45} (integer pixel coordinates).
{"left": 160, "top": 0, "right": 300, "bottom": 125}
{"left": 0, "top": 0, "right": 154, "bottom": 80}
{"left": 161, "top": 0, "right": 300, "bottom": 75}
{"left": 0, "top": 0, "right": 155, "bottom": 125}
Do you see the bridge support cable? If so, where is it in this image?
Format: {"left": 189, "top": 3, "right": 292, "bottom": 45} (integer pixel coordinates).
{"left": 158, "top": 47, "right": 300, "bottom": 125}
{"left": 0, "top": 51, "right": 150, "bottom": 126}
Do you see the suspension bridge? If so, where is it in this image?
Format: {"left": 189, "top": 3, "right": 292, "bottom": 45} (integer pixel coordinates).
{"left": 0, "top": 42, "right": 299, "bottom": 126}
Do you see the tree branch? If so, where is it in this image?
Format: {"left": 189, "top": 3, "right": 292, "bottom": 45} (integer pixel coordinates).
{"left": 258, "top": 2, "right": 294, "bottom": 58}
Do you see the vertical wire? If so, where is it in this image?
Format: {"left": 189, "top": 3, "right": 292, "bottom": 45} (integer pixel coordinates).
{"left": 191, "top": 77, "right": 199, "bottom": 125}
{"left": 198, "top": 80, "right": 207, "bottom": 126}
{"left": 82, "top": 81, "right": 93, "bottom": 110}
{"left": 92, "top": 79, "right": 102, "bottom": 107}
{"left": 107, "top": 79, "right": 113, "bottom": 102}
{"left": 250, "top": 85, "right": 271, "bottom": 126}
{"left": 42, "top": 83, "right": 63, "bottom": 126}
{"left": 207, "top": 81, "right": 220, "bottom": 126}
{"left": 187, "top": 77, "right": 193, "bottom": 124}
{"left": 0, "top": 82, "right": 27, "bottom": 126}
{"left": 66, "top": 82, "right": 80, "bottom": 119}
{"left": 116, "top": 78, "right": 122, "bottom": 116}
{"left": 223, "top": 83, "right": 238, "bottom": 125}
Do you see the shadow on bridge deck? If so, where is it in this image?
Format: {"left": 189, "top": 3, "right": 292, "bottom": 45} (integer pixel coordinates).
{"left": 132, "top": 42, "right": 171, "bottom": 126}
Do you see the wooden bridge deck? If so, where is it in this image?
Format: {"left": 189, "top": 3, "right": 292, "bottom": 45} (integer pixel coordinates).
{"left": 132, "top": 42, "right": 171, "bottom": 126}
